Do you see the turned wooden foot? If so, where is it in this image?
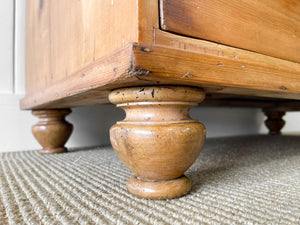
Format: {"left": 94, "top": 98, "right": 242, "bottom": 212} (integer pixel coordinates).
{"left": 263, "top": 110, "right": 286, "bottom": 135}
{"left": 109, "top": 86, "right": 206, "bottom": 199}
{"left": 32, "top": 109, "right": 73, "bottom": 154}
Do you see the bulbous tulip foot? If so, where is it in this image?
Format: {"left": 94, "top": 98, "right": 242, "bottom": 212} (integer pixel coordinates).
{"left": 109, "top": 86, "right": 206, "bottom": 199}
{"left": 264, "top": 110, "right": 285, "bottom": 135}
{"left": 32, "top": 109, "right": 73, "bottom": 154}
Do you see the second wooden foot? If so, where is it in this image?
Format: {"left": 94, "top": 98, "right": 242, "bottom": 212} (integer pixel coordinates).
{"left": 263, "top": 110, "right": 286, "bottom": 135}
{"left": 32, "top": 109, "right": 73, "bottom": 154}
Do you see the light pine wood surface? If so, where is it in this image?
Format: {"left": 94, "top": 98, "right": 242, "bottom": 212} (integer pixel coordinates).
{"left": 23, "top": 0, "right": 300, "bottom": 111}
{"left": 26, "top": 0, "right": 139, "bottom": 94}
{"left": 160, "top": 0, "right": 300, "bottom": 63}
{"left": 21, "top": 42, "right": 300, "bottom": 110}
{"left": 109, "top": 86, "right": 206, "bottom": 199}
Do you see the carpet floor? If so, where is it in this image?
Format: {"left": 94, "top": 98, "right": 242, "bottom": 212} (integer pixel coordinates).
{"left": 0, "top": 135, "right": 300, "bottom": 225}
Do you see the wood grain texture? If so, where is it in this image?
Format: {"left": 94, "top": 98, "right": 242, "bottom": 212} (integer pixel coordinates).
{"left": 21, "top": 42, "right": 300, "bottom": 109}
{"left": 32, "top": 109, "right": 73, "bottom": 154}
{"left": 127, "top": 176, "right": 191, "bottom": 200}
{"left": 160, "top": 0, "right": 300, "bottom": 63}
{"left": 137, "top": 0, "right": 159, "bottom": 43}
{"left": 131, "top": 43, "right": 300, "bottom": 100}
{"left": 154, "top": 29, "right": 299, "bottom": 66}
{"left": 21, "top": 44, "right": 145, "bottom": 109}
{"left": 26, "top": 0, "right": 139, "bottom": 94}
{"left": 24, "top": 0, "right": 300, "bottom": 111}
{"left": 26, "top": 0, "right": 51, "bottom": 94}
{"left": 109, "top": 86, "right": 206, "bottom": 199}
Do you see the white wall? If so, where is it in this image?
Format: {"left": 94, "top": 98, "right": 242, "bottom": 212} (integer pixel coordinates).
{"left": 0, "top": 0, "right": 14, "bottom": 94}
{"left": 0, "top": 0, "right": 299, "bottom": 152}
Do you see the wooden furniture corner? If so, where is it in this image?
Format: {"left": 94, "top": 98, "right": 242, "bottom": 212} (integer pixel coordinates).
{"left": 22, "top": 0, "right": 300, "bottom": 199}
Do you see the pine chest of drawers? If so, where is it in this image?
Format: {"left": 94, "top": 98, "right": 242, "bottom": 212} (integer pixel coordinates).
{"left": 22, "top": 0, "right": 300, "bottom": 199}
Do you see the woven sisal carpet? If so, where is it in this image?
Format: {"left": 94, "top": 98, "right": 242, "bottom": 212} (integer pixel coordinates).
{"left": 0, "top": 135, "right": 300, "bottom": 224}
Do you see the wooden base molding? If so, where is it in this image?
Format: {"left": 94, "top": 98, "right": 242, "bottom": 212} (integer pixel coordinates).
{"left": 32, "top": 109, "right": 73, "bottom": 154}
{"left": 264, "top": 110, "right": 286, "bottom": 135}
{"left": 127, "top": 175, "right": 191, "bottom": 200}
{"left": 109, "top": 86, "right": 206, "bottom": 199}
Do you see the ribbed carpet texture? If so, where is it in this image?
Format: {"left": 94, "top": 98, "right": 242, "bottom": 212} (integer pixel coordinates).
{"left": 0, "top": 135, "right": 300, "bottom": 225}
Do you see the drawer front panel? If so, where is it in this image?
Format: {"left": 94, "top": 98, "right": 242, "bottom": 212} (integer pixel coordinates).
{"left": 160, "top": 0, "right": 300, "bottom": 63}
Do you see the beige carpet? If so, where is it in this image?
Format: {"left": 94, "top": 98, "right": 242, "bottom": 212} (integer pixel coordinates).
{"left": 0, "top": 135, "right": 300, "bottom": 225}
